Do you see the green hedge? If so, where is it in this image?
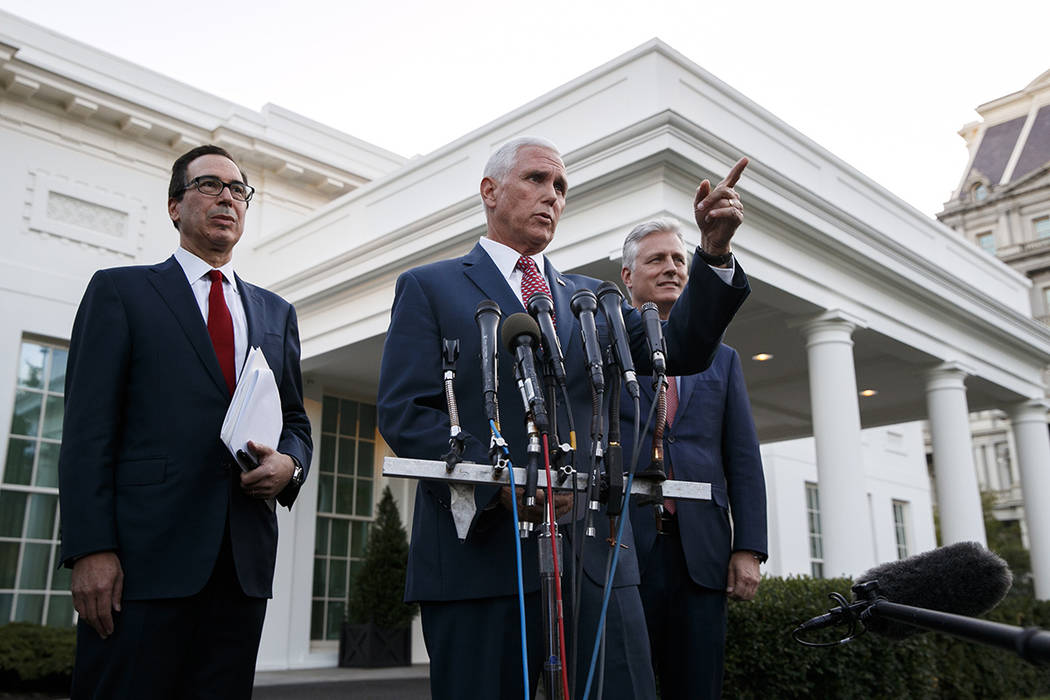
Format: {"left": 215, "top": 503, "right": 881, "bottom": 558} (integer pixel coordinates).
{"left": 0, "top": 622, "right": 75, "bottom": 692}
{"left": 725, "top": 576, "right": 1050, "bottom": 699}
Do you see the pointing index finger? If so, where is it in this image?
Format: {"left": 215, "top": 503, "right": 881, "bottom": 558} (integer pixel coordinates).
{"left": 720, "top": 156, "right": 749, "bottom": 188}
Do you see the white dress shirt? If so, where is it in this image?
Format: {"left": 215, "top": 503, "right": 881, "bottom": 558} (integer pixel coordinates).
{"left": 173, "top": 246, "right": 249, "bottom": 382}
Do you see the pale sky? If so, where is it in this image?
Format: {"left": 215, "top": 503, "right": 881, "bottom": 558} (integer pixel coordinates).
{"left": 2, "top": 0, "right": 1047, "bottom": 217}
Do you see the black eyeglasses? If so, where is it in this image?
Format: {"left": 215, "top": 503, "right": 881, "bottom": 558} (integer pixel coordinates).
{"left": 180, "top": 176, "right": 255, "bottom": 203}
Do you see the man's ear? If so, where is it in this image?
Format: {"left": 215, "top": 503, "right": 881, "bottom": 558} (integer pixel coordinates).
{"left": 480, "top": 177, "right": 498, "bottom": 208}
{"left": 168, "top": 197, "right": 180, "bottom": 228}
{"left": 621, "top": 265, "right": 632, "bottom": 291}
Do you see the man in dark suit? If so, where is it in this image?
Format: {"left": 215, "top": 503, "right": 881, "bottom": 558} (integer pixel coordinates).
{"left": 58, "top": 145, "right": 311, "bottom": 699}
{"left": 621, "top": 218, "right": 767, "bottom": 700}
{"left": 377, "top": 137, "right": 751, "bottom": 699}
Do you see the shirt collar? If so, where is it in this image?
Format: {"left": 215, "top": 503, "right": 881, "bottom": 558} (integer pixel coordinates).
{"left": 478, "top": 236, "right": 546, "bottom": 280}
{"left": 173, "top": 247, "right": 239, "bottom": 294}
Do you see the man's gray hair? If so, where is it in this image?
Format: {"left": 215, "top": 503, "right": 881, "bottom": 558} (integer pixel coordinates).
{"left": 622, "top": 217, "right": 687, "bottom": 272}
{"left": 483, "top": 136, "right": 561, "bottom": 182}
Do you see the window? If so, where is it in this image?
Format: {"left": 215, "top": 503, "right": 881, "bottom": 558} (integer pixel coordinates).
{"left": 1, "top": 340, "right": 73, "bottom": 627}
{"left": 973, "top": 183, "right": 988, "bottom": 202}
{"left": 994, "top": 442, "right": 1013, "bottom": 491}
{"left": 1035, "top": 216, "right": 1050, "bottom": 239}
{"left": 892, "top": 500, "right": 909, "bottom": 560}
{"left": 805, "top": 482, "right": 823, "bottom": 578}
{"left": 976, "top": 232, "right": 996, "bottom": 254}
{"left": 311, "top": 396, "right": 377, "bottom": 641}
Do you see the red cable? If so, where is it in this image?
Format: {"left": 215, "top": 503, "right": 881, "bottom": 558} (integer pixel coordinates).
{"left": 542, "top": 433, "right": 571, "bottom": 700}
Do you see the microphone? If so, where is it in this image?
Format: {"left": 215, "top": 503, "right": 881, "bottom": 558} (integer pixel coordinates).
{"left": 475, "top": 300, "right": 502, "bottom": 423}
{"left": 526, "top": 291, "right": 567, "bottom": 387}
{"left": 596, "top": 282, "right": 639, "bottom": 400}
{"left": 500, "top": 313, "right": 550, "bottom": 435}
{"left": 570, "top": 289, "right": 604, "bottom": 394}
{"left": 855, "top": 541, "right": 1012, "bottom": 639}
{"left": 639, "top": 301, "right": 667, "bottom": 377}
{"left": 795, "top": 542, "right": 1012, "bottom": 638}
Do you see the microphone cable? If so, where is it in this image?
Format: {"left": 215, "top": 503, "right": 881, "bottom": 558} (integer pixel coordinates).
{"left": 541, "top": 432, "right": 571, "bottom": 700}
{"left": 490, "top": 419, "right": 531, "bottom": 700}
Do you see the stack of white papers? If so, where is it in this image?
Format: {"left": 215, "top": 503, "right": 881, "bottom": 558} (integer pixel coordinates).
{"left": 221, "top": 346, "right": 282, "bottom": 472}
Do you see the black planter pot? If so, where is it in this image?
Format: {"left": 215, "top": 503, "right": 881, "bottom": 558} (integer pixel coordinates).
{"left": 339, "top": 622, "right": 412, "bottom": 668}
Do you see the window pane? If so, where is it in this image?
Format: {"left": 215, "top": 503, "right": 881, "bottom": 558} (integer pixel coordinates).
{"left": 17, "top": 344, "right": 47, "bottom": 390}
{"left": 328, "top": 559, "right": 348, "bottom": 599}
{"left": 49, "top": 348, "right": 68, "bottom": 391}
{"left": 14, "top": 593, "right": 44, "bottom": 623}
{"left": 19, "top": 542, "right": 50, "bottom": 589}
{"left": 3, "top": 438, "right": 34, "bottom": 485}
{"left": 46, "top": 594, "right": 74, "bottom": 627}
{"left": 357, "top": 442, "right": 374, "bottom": 478}
{"left": 355, "top": 479, "right": 373, "bottom": 518}
{"left": 319, "top": 435, "right": 336, "bottom": 474}
{"left": 34, "top": 442, "right": 59, "bottom": 488}
{"left": 0, "top": 593, "right": 11, "bottom": 624}
{"left": 42, "top": 395, "right": 63, "bottom": 440}
{"left": 351, "top": 522, "right": 369, "bottom": 559}
{"left": 330, "top": 519, "right": 350, "bottom": 557}
{"left": 26, "top": 494, "right": 58, "bottom": 540}
{"left": 317, "top": 474, "right": 333, "bottom": 514}
{"left": 349, "top": 559, "right": 363, "bottom": 592}
{"left": 322, "top": 396, "right": 339, "bottom": 434}
{"left": 11, "top": 390, "right": 42, "bottom": 437}
{"left": 336, "top": 477, "right": 354, "bottom": 514}
{"left": 358, "top": 404, "right": 376, "bottom": 439}
{"left": 339, "top": 400, "right": 358, "bottom": 436}
{"left": 326, "top": 601, "right": 345, "bottom": 640}
{"left": 337, "top": 438, "right": 356, "bottom": 476}
{"left": 50, "top": 560, "right": 71, "bottom": 591}
{"left": 314, "top": 519, "right": 329, "bottom": 556}
{"left": 0, "top": 491, "right": 27, "bottom": 537}
{"left": 1036, "top": 217, "right": 1050, "bottom": 239}
{"left": 313, "top": 557, "right": 326, "bottom": 597}
{"left": 0, "top": 542, "right": 18, "bottom": 587}
{"left": 310, "top": 600, "right": 325, "bottom": 640}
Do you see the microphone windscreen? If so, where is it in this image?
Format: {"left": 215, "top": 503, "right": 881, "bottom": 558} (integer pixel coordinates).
{"left": 501, "top": 312, "right": 541, "bottom": 352}
{"left": 475, "top": 299, "right": 501, "bottom": 321}
{"left": 855, "top": 541, "right": 1012, "bottom": 638}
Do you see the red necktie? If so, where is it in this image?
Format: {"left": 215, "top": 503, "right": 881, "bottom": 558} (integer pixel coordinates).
{"left": 664, "top": 377, "right": 679, "bottom": 514}
{"left": 207, "top": 270, "right": 236, "bottom": 396}
{"left": 515, "top": 255, "right": 554, "bottom": 324}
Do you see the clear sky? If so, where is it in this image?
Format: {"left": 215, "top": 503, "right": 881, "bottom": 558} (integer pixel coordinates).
{"left": 1, "top": 0, "right": 1047, "bottom": 217}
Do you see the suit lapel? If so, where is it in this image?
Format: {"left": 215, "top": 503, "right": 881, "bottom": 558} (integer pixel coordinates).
{"left": 675, "top": 374, "right": 698, "bottom": 421}
{"left": 544, "top": 259, "right": 576, "bottom": 354}
{"left": 148, "top": 256, "right": 229, "bottom": 397}
{"left": 462, "top": 243, "right": 524, "bottom": 318}
{"left": 238, "top": 274, "right": 265, "bottom": 352}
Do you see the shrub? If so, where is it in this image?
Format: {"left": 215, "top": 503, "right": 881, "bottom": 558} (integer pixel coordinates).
{"left": 0, "top": 622, "right": 75, "bottom": 692}
{"left": 724, "top": 576, "right": 1050, "bottom": 699}
{"left": 347, "top": 486, "right": 418, "bottom": 629}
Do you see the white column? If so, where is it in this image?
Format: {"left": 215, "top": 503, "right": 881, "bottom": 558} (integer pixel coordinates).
{"left": 1007, "top": 400, "right": 1050, "bottom": 600}
{"left": 925, "top": 363, "right": 987, "bottom": 546}
{"left": 801, "top": 311, "right": 875, "bottom": 577}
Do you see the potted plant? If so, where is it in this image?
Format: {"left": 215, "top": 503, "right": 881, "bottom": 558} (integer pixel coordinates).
{"left": 339, "top": 486, "right": 418, "bottom": 667}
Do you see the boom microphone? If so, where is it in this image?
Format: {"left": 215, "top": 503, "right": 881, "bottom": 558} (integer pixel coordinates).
{"left": 795, "top": 542, "right": 1012, "bottom": 639}
{"left": 475, "top": 300, "right": 502, "bottom": 423}
{"left": 526, "top": 291, "right": 567, "bottom": 387}
{"left": 639, "top": 301, "right": 667, "bottom": 377}
{"left": 570, "top": 289, "right": 604, "bottom": 394}
{"left": 500, "top": 313, "right": 550, "bottom": 435}
{"left": 596, "top": 282, "right": 639, "bottom": 400}
{"left": 854, "top": 541, "right": 1012, "bottom": 639}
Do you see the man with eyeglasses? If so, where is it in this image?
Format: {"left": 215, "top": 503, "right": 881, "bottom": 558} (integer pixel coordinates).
{"left": 58, "top": 144, "right": 312, "bottom": 699}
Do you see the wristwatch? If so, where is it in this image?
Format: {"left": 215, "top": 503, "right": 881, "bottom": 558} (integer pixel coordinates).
{"left": 695, "top": 246, "right": 733, "bottom": 267}
{"left": 290, "top": 457, "right": 304, "bottom": 488}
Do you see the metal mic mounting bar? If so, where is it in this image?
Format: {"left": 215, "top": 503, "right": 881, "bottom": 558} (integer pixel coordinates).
{"left": 383, "top": 456, "right": 711, "bottom": 501}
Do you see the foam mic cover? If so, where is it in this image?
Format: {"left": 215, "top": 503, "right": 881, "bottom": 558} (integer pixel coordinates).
{"left": 855, "top": 541, "right": 1012, "bottom": 638}
{"left": 501, "top": 312, "right": 541, "bottom": 349}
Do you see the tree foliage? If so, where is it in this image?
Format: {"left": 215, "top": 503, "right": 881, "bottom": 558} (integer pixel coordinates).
{"left": 347, "top": 486, "right": 418, "bottom": 629}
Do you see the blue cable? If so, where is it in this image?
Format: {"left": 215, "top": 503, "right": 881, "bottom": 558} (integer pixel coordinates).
{"left": 491, "top": 420, "right": 530, "bottom": 700}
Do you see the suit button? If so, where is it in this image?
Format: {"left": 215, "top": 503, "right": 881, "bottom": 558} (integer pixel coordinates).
{"left": 667, "top": 435, "right": 676, "bottom": 444}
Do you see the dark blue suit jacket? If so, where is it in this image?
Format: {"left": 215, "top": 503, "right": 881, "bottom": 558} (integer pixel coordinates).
{"left": 377, "top": 242, "right": 749, "bottom": 602}
{"left": 625, "top": 344, "right": 766, "bottom": 590}
{"left": 58, "top": 256, "right": 312, "bottom": 600}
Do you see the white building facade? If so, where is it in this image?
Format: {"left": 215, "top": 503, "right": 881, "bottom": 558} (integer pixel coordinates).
{"left": 2, "top": 12, "right": 1049, "bottom": 671}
